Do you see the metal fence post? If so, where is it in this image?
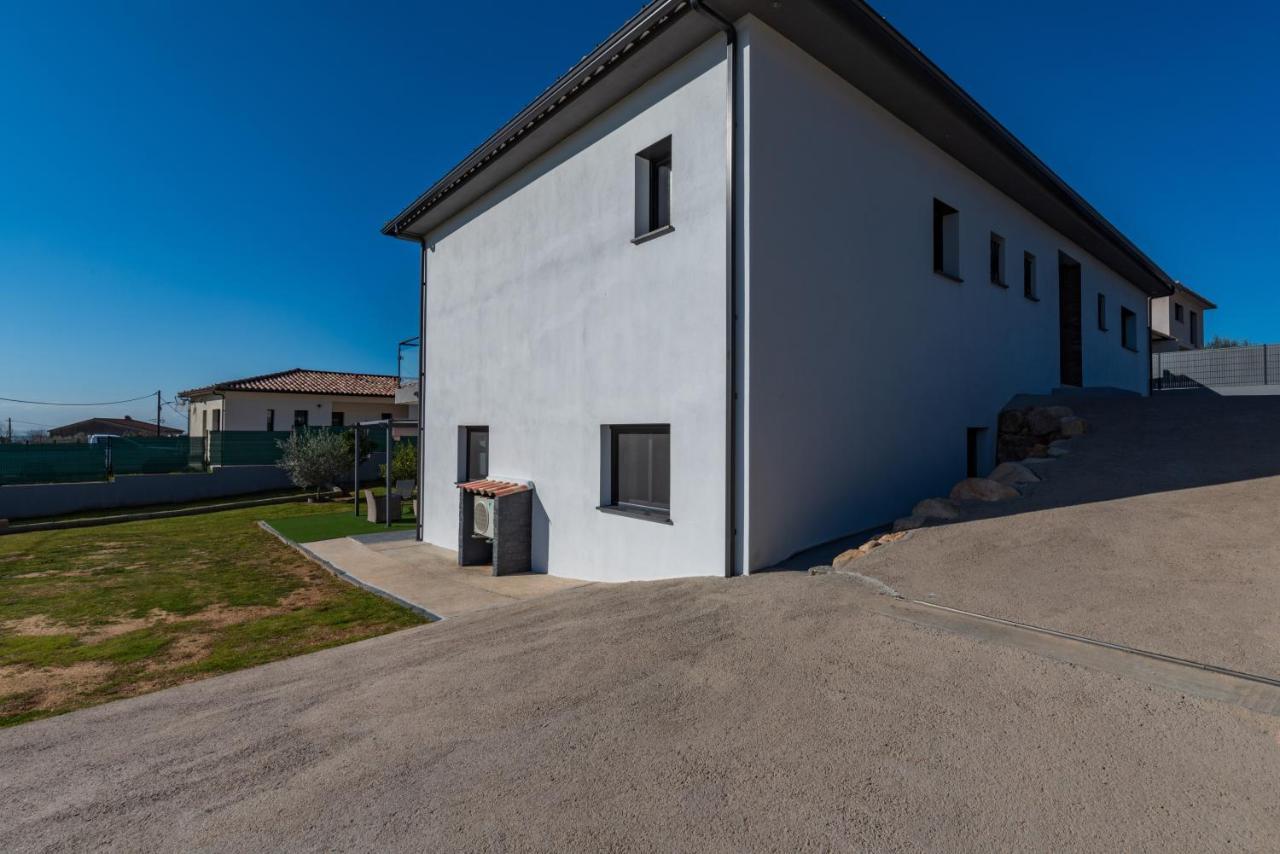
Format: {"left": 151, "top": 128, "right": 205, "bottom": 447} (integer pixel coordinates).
{"left": 1266, "top": 344, "right": 1270, "bottom": 386}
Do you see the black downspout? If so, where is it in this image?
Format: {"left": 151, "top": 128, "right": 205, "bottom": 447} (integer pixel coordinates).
{"left": 417, "top": 237, "right": 428, "bottom": 544}
{"left": 691, "top": 0, "right": 739, "bottom": 578}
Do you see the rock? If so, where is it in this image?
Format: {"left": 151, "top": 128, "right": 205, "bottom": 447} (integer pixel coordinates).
{"left": 998, "top": 409, "right": 1026, "bottom": 434}
{"left": 1028, "top": 443, "right": 1048, "bottom": 458}
{"left": 1025, "top": 407, "right": 1062, "bottom": 437}
{"left": 857, "top": 539, "right": 881, "bottom": 554}
{"left": 912, "top": 497, "right": 961, "bottom": 521}
{"left": 1045, "top": 405, "right": 1074, "bottom": 418}
{"left": 988, "top": 462, "right": 1041, "bottom": 486}
{"left": 998, "top": 434, "right": 1037, "bottom": 462}
{"left": 1059, "top": 416, "right": 1088, "bottom": 437}
{"left": 877, "top": 531, "right": 909, "bottom": 545}
{"left": 1048, "top": 440, "right": 1071, "bottom": 457}
{"left": 949, "top": 477, "right": 1020, "bottom": 503}
{"left": 832, "top": 548, "right": 865, "bottom": 569}
{"left": 809, "top": 565, "right": 833, "bottom": 576}
{"left": 893, "top": 515, "right": 926, "bottom": 533}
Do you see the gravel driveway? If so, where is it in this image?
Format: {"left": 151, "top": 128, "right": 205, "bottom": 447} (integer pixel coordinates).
{"left": 3, "top": 570, "right": 1279, "bottom": 852}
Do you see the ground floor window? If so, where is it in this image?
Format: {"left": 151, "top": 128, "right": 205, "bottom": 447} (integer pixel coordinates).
{"left": 1120, "top": 307, "right": 1138, "bottom": 351}
{"left": 460, "top": 426, "right": 489, "bottom": 481}
{"left": 266, "top": 408, "right": 275, "bottom": 431}
{"left": 603, "top": 424, "right": 671, "bottom": 522}
{"left": 331, "top": 411, "right": 345, "bottom": 427}
{"left": 294, "top": 409, "right": 308, "bottom": 429}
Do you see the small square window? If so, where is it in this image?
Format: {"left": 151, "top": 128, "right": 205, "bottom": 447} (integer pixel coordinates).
{"left": 1174, "top": 302, "right": 1184, "bottom": 322}
{"left": 293, "top": 409, "right": 308, "bottom": 429}
{"left": 1023, "top": 252, "right": 1038, "bottom": 300}
{"left": 933, "top": 199, "right": 960, "bottom": 280}
{"left": 989, "top": 233, "right": 1007, "bottom": 287}
{"left": 1120, "top": 307, "right": 1138, "bottom": 351}
{"left": 602, "top": 425, "right": 670, "bottom": 522}
{"left": 1097, "top": 293, "right": 1108, "bottom": 331}
{"left": 634, "top": 137, "right": 672, "bottom": 241}
{"left": 331, "top": 411, "right": 345, "bottom": 427}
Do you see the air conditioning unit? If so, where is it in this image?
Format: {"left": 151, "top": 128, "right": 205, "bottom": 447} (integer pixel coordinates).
{"left": 473, "top": 495, "right": 496, "bottom": 539}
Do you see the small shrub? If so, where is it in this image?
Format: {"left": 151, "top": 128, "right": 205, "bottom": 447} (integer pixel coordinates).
{"left": 276, "top": 430, "right": 348, "bottom": 496}
{"left": 379, "top": 441, "right": 418, "bottom": 484}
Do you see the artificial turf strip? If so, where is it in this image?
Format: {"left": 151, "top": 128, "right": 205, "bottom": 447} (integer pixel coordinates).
{"left": 266, "top": 509, "right": 417, "bottom": 544}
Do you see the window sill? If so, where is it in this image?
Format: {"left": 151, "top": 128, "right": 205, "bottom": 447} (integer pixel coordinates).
{"left": 933, "top": 270, "right": 964, "bottom": 284}
{"left": 631, "top": 224, "right": 674, "bottom": 245}
{"left": 597, "top": 505, "right": 673, "bottom": 525}
{"left": 1024, "top": 293, "right": 1041, "bottom": 302}
{"left": 1122, "top": 344, "right": 1139, "bottom": 353}
{"left": 991, "top": 279, "right": 1009, "bottom": 289}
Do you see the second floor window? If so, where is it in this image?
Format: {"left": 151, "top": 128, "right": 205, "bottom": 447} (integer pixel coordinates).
{"left": 989, "top": 233, "right": 1006, "bottom": 286}
{"left": 1023, "top": 252, "right": 1038, "bottom": 300}
{"left": 932, "top": 199, "right": 960, "bottom": 279}
{"left": 1097, "top": 293, "right": 1108, "bottom": 331}
{"left": 634, "top": 136, "right": 672, "bottom": 240}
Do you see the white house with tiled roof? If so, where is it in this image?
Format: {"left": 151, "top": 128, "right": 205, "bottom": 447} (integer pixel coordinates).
{"left": 179, "top": 369, "right": 410, "bottom": 437}
{"left": 382, "top": 0, "right": 1178, "bottom": 582}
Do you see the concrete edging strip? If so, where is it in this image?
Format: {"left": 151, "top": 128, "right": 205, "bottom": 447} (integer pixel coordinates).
{"left": 1, "top": 493, "right": 312, "bottom": 535}
{"left": 257, "top": 521, "right": 443, "bottom": 623}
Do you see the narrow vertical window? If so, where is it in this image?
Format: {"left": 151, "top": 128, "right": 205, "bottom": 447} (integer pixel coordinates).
{"left": 1189, "top": 311, "right": 1199, "bottom": 347}
{"left": 460, "top": 426, "right": 489, "bottom": 482}
{"left": 266, "top": 409, "right": 275, "bottom": 431}
{"left": 1097, "top": 293, "right": 1108, "bottom": 331}
{"left": 1023, "top": 252, "right": 1038, "bottom": 300}
{"left": 293, "top": 409, "right": 308, "bottom": 429}
{"left": 1120, "top": 307, "right": 1138, "bottom": 351}
{"left": 933, "top": 199, "right": 960, "bottom": 279}
{"left": 989, "top": 233, "right": 1006, "bottom": 286}
{"left": 1174, "top": 302, "right": 1184, "bottom": 322}
{"left": 634, "top": 137, "right": 673, "bottom": 241}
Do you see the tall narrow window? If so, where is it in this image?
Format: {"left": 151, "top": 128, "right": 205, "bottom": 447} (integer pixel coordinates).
{"left": 211, "top": 410, "right": 220, "bottom": 432}
{"left": 461, "top": 426, "right": 489, "bottom": 481}
{"left": 634, "top": 136, "right": 672, "bottom": 241}
{"left": 1189, "top": 311, "right": 1199, "bottom": 347}
{"left": 932, "top": 199, "right": 960, "bottom": 279}
{"left": 1174, "top": 302, "right": 1184, "bottom": 322}
{"left": 966, "top": 427, "right": 989, "bottom": 479}
{"left": 989, "top": 233, "right": 1006, "bottom": 286}
{"left": 1097, "top": 293, "right": 1108, "bottom": 331}
{"left": 266, "top": 409, "right": 275, "bottom": 431}
{"left": 293, "top": 409, "right": 308, "bottom": 429}
{"left": 1023, "top": 252, "right": 1038, "bottom": 300}
{"left": 1120, "top": 307, "right": 1138, "bottom": 351}
{"left": 603, "top": 425, "right": 671, "bottom": 521}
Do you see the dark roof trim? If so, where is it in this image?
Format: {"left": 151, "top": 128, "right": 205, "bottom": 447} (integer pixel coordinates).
{"left": 1172, "top": 281, "right": 1217, "bottom": 310}
{"left": 381, "top": 0, "right": 693, "bottom": 239}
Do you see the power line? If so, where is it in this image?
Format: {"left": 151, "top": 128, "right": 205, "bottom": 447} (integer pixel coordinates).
{"left": 0, "top": 392, "right": 159, "bottom": 407}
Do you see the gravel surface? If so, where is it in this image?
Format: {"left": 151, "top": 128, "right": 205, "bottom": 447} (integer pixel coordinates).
{"left": 862, "top": 392, "right": 1280, "bottom": 675}
{"left": 3, "top": 571, "right": 1279, "bottom": 852}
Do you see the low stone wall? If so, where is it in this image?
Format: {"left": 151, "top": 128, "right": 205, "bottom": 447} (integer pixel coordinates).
{"left": 0, "top": 455, "right": 386, "bottom": 521}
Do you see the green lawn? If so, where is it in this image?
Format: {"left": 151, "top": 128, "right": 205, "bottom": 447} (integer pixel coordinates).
{"left": 268, "top": 506, "right": 417, "bottom": 544}
{"left": 0, "top": 501, "right": 426, "bottom": 727}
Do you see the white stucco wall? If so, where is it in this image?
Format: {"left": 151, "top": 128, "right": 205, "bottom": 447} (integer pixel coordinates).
{"left": 1152, "top": 293, "right": 1210, "bottom": 349}
{"left": 420, "top": 38, "right": 730, "bottom": 582}
{"left": 187, "top": 393, "right": 405, "bottom": 436}
{"left": 737, "top": 19, "right": 1153, "bottom": 570}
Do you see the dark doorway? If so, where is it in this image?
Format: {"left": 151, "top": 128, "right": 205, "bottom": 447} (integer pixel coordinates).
{"left": 1058, "top": 254, "right": 1083, "bottom": 387}
{"left": 966, "top": 427, "right": 988, "bottom": 478}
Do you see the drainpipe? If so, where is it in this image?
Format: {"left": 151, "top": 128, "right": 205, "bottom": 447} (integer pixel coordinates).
{"left": 690, "top": 0, "right": 739, "bottom": 578}
{"left": 417, "top": 236, "right": 428, "bottom": 544}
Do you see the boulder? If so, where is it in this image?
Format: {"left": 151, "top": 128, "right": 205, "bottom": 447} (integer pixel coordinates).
{"left": 1048, "top": 440, "right": 1072, "bottom": 457}
{"left": 1025, "top": 407, "right": 1062, "bottom": 437}
{"left": 912, "top": 497, "right": 961, "bottom": 521}
{"left": 858, "top": 539, "right": 881, "bottom": 554}
{"left": 1028, "top": 443, "right": 1049, "bottom": 458}
{"left": 998, "top": 434, "right": 1037, "bottom": 462}
{"left": 950, "top": 477, "right": 1020, "bottom": 503}
{"left": 877, "top": 531, "right": 909, "bottom": 545}
{"left": 809, "top": 565, "right": 833, "bottom": 576}
{"left": 998, "top": 409, "right": 1026, "bottom": 434}
{"left": 832, "top": 548, "right": 865, "bottom": 569}
{"left": 1059, "top": 416, "right": 1088, "bottom": 437}
{"left": 988, "top": 461, "right": 1040, "bottom": 486}
{"left": 892, "top": 515, "right": 926, "bottom": 533}
{"left": 1045, "top": 405, "right": 1074, "bottom": 419}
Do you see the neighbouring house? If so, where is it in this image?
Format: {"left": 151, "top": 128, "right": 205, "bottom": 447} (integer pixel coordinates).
{"left": 1151, "top": 281, "right": 1216, "bottom": 353}
{"left": 179, "top": 369, "right": 410, "bottom": 437}
{"left": 47, "top": 416, "right": 182, "bottom": 439}
{"left": 382, "top": 1, "right": 1176, "bottom": 582}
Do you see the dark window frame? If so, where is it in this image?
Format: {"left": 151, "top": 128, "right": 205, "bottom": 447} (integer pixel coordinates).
{"left": 932, "top": 199, "right": 961, "bottom": 281}
{"left": 989, "top": 233, "right": 1007, "bottom": 287}
{"left": 293, "top": 409, "right": 308, "bottom": 429}
{"left": 1174, "top": 302, "right": 1184, "bottom": 323}
{"left": 1023, "top": 251, "right": 1039, "bottom": 301}
{"left": 461, "top": 426, "right": 489, "bottom": 482}
{"left": 633, "top": 136, "right": 673, "bottom": 242}
{"left": 331, "top": 411, "right": 345, "bottom": 428}
{"left": 1120, "top": 306, "right": 1138, "bottom": 352}
{"left": 602, "top": 424, "right": 671, "bottom": 523}
{"left": 1097, "top": 293, "right": 1108, "bottom": 331}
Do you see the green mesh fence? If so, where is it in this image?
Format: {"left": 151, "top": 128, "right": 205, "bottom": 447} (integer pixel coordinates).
{"left": 209, "top": 431, "right": 292, "bottom": 467}
{"left": 108, "top": 436, "right": 194, "bottom": 475}
{"left": 0, "top": 443, "right": 108, "bottom": 485}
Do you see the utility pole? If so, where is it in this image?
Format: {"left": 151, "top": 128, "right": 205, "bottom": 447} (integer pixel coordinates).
{"left": 5, "top": 417, "right": 10, "bottom": 443}
{"left": 156, "top": 390, "right": 162, "bottom": 437}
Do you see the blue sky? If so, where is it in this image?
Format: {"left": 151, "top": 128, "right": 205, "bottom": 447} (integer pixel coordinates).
{"left": 1, "top": 1, "right": 1276, "bottom": 432}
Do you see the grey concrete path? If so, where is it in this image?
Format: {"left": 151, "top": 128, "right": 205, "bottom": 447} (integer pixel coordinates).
{"left": 301, "top": 533, "right": 589, "bottom": 619}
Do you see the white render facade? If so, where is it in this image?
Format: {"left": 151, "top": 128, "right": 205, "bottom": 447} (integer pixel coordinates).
{"left": 1151, "top": 282, "right": 1216, "bottom": 352}
{"left": 386, "top": 2, "right": 1174, "bottom": 582}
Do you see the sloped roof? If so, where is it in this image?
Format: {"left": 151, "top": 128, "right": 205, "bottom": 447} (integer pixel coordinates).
{"left": 1172, "top": 281, "right": 1218, "bottom": 310}
{"left": 49, "top": 417, "right": 182, "bottom": 436}
{"left": 179, "top": 369, "right": 399, "bottom": 399}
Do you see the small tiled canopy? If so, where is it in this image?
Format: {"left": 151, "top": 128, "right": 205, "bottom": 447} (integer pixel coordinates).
{"left": 457, "top": 479, "right": 530, "bottom": 497}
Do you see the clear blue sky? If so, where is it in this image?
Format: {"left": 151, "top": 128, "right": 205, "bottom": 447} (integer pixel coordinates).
{"left": 1, "top": 1, "right": 1276, "bottom": 432}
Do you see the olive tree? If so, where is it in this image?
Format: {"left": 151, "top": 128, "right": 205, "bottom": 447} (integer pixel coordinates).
{"left": 276, "top": 430, "right": 348, "bottom": 496}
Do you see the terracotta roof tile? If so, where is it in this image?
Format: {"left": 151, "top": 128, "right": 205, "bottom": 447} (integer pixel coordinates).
{"left": 179, "top": 369, "right": 398, "bottom": 399}
{"left": 457, "top": 479, "right": 531, "bottom": 497}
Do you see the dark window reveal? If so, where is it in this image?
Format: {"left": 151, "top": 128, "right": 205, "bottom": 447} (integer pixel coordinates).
{"left": 331, "top": 411, "right": 345, "bottom": 427}
{"left": 1023, "top": 252, "right": 1038, "bottom": 300}
{"left": 609, "top": 425, "right": 670, "bottom": 518}
{"left": 464, "top": 427, "right": 489, "bottom": 481}
{"left": 989, "top": 233, "right": 1006, "bottom": 286}
{"left": 1120, "top": 307, "right": 1138, "bottom": 351}
{"left": 266, "top": 409, "right": 275, "bottom": 432}
{"left": 933, "top": 199, "right": 960, "bottom": 279}
{"left": 1097, "top": 293, "right": 1108, "bottom": 331}
{"left": 293, "top": 409, "right": 308, "bottom": 429}
{"left": 634, "top": 137, "right": 672, "bottom": 240}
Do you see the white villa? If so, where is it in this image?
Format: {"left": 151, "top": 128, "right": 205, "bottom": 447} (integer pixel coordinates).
{"left": 1151, "top": 281, "right": 1216, "bottom": 352}
{"left": 382, "top": 0, "right": 1175, "bottom": 582}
